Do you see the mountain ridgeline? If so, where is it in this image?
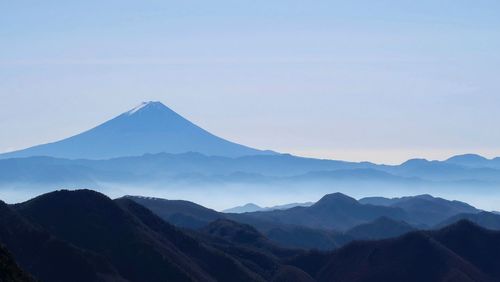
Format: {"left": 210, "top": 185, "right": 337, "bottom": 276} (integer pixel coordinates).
{"left": 0, "top": 101, "right": 274, "bottom": 159}
{"left": 1, "top": 101, "right": 500, "bottom": 280}
{"left": 0, "top": 102, "right": 499, "bottom": 196}
{"left": 1, "top": 189, "right": 500, "bottom": 281}
{"left": 126, "top": 192, "right": 499, "bottom": 247}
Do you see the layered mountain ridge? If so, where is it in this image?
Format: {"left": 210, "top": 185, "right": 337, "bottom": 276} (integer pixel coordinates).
{"left": 0, "top": 101, "right": 499, "bottom": 204}
{"left": 2, "top": 189, "right": 500, "bottom": 281}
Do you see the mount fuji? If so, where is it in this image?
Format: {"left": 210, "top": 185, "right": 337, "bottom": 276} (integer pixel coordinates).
{"left": 0, "top": 101, "right": 274, "bottom": 159}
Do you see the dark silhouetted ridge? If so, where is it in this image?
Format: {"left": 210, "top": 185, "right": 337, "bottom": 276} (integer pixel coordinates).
{"left": 202, "top": 219, "right": 267, "bottom": 245}
{"left": 14, "top": 190, "right": 254, "bottom": 281}
{"left": 346, "top": 216, "right": 414, "bottom": 240}
{"left": 125, "top": 195, "right": 224, "bottom": 229}
{"left": 0, "top": 244, "right": 33, "bottom": 282}
{"left": 0, "top": 197, "right": 124, "bottom": 282}
{"left": 431, "top": 220, "right": 500, "bottom": 280}
{"left": 290, "top": 219, "right": 500, "bottom": 281}
{"left": 2, "top": 189, "right": 500, "bottom": 281}
{"left": 11, "top": 189, "right": 317, "bottom": 281}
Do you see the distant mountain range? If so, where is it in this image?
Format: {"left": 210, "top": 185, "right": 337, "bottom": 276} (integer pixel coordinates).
{"left": 2, "top": 189, "right": 500, "bottom": 281}
{"left": 446, "top": 154, "right": 500, "bottom": 169}
{"left": 0, "top": 101, "right": 274, "bottom": 159}
{"left": 230, "top": 193, "right": 410, "bottom": 231}
{"left": 0, "top": 101, "right": 499, "bottom": 203}
{"left": 1, "top": 151, "right": 499, "bottom": 193}
{"left": 359, "top": 194, "right": 480, "bottom": 226}
{"left": 223, "top": 202, "right": 313, "bottom": 213}
{"left": 126, "top": 191, "right": 500, "bottom": 251}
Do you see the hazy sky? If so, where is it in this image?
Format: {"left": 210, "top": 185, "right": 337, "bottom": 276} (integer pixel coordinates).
{"left": 1, "top": 1, "right": 499, "bottom": 164}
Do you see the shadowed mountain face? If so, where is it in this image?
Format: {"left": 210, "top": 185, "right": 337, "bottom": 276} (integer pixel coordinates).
{"left": 345, "top": 217, "right": 415, "bottom": 240}
{"left": 290, "top": 221, "right": 500, "bottom": 282}
{"left": 0, "top": 199, "right": 125, "bottom": 282}
{"left": 199, "top": 219, "right": 304, "bottom": 260}
{"left": 13, "top": 190, "right": 265, "bottom": 282}
{"left": 14, "top": 190, "right": 209, "bottom": 282}
{"left": 125, "top": 195, "right": 223, "bottom": 228}
{"left": 264, "top": 226, "right": 352, "bottom": 251}
{"left": 124, "top": 195, "right": 224, "bottom": 229}
{"left": 0, "top": 101, "right": 272, "bottom": 159}
{"left": 202, "top": 219, "right": 271, "bottom": 246}
{"left": 0, "top": 244, "right": 33, "bottom": 282}
{"left": 430, "top": 220, "right": 500, "bottom": 280}
{"left": 5, "top": 189, "right": 324, "bottom": 282}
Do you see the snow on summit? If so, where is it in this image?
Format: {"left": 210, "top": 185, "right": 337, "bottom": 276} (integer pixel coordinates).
{"left": 0, "top": 101, "right": 273, "bottom": 159}
{"left": 127, "top": 101, "right": 164, "bottom": 115}
{"left": 127, "top": 102, "right": 150, "bottom": 115}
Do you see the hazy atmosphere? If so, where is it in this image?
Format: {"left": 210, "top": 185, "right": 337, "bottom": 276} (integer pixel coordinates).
{"left": 2, "top": 2, "right": 500, "bottom": 281}
{"left": 2, "top": 1, "right": 500, "bottom": 164}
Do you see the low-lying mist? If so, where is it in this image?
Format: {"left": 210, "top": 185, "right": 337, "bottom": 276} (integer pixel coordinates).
{"left": 2, "top": 180, "right": 499, "bottom": 212}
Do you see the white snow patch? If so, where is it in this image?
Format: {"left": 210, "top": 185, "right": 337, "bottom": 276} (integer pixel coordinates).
{"left": 127, "top": 102, "right": 150, "bottom": 115}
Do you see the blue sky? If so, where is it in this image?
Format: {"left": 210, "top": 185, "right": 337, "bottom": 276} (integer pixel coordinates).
{"left": 1, "top": 0, "right": 499, "bottom": 164}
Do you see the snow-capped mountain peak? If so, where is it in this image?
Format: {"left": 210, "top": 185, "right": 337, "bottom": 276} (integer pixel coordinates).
{"left": 0, "top": 101, "right": 273, "bottom": 159}
{"left": 126, "top": 101, "right": 165, "bottom": 115}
